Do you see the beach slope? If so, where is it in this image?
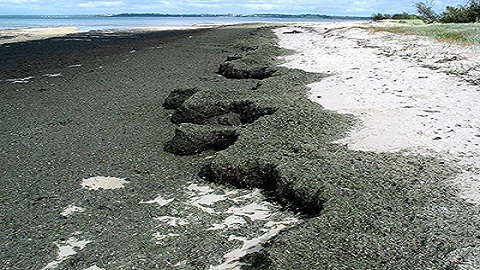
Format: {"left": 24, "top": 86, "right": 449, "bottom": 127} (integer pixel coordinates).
{"left": 1, "top": 23, "right": 479, "bottom": 269}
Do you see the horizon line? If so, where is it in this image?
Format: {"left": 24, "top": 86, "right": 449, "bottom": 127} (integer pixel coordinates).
{"left": 0, "top": 13, "right": 372, "bottom": 18}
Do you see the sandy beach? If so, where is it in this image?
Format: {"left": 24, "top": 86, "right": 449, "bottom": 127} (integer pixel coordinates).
{"left": 0, "top": 27, "right": 80, "bottom": 45}
{"left": 1, "top": 22, "right": 480, "bottom": 269}
{"left": 276, "top": 22, "right": 480, "bottom": 204}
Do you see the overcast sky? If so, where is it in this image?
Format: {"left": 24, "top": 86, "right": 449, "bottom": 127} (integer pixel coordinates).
{"left": 0, "top": 0, "right": 470, "bottom": 16}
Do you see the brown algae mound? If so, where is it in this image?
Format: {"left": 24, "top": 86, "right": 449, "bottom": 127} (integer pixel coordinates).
{"left": 217, "top": 47, "right": 278, "bottom": 80}
{"left": 183, "top": 26, "right": 480, "bottom": 269}
{"left": 170, "top": 97, "right": 278, "bottom": 126}
{"left": 162, "top": 87, "right": 199, "bottom": 110}
{"left": 164, "top": 123, "right": 238, "bottom": 155}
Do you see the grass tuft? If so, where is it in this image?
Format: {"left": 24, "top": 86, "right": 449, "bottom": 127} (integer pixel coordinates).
{"left": 372, "top": 20, "right": 480, "bottom": 46}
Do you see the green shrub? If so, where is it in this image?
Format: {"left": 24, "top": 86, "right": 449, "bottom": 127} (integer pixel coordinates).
{"left": 415, "top": 1, "right": 439, "bottom": 23}
{"left": 372, "top": 13, "right": 391, "bottom": 21}
{"left": 440, "top": 0, "right": 480, "bottom": 23}
{"left": 372, "top": 12, "right": 418, "bottom": 21}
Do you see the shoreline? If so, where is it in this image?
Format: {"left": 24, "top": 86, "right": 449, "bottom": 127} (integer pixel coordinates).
{"left": 0, "top": 26, "right": 81, "bottom": 45}
{"left": 276, "top": 22, "right": 480, "bottom": 204}
{"left": 1, "top": 22, "right": 479, "bottom": 269}
{"left": 0, "top": 24, "right": 232, "bottom": 45}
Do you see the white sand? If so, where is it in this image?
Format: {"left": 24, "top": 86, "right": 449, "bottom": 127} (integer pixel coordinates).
{"left": 154, "top": 216, "right": 190, "bottom": 226}
{"left": 275, "top": 22, "right": 480, "bottom": 204}
{"left": 0, "top": 25, "right": 219, "bottom": 46}
{"left": 186, "top": 183, "right": 238, "bottom": 214}
{"left": 83, "top": 266, "right": 106, "bottom": 270}
{"left": 140, "top": 195, "right": 174, "bottom": 207}
{"left": 140, "top": 183, "right": 298, "bottom": 269}
{"left": 81, "top": 176, "right": 128, "bottom": 190}
{"left": 0, "top": 27, "right": 80, "bottom": 45}
{"left": 42, "top": 237, "right": 92, "bottom": 270}
{"left": 209, "top": 219, "right": 298, "bottom": 270}
{"left": 60, "top": 204, "right": 85, "bottom": 218}
{"left": 208, "top": 215, "right": 247, "bottom": 231}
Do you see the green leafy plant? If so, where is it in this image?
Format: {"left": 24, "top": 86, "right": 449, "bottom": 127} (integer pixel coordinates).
{"left": 440, "top": 0, "right": 480, "bottom": 23}
{"left": 415, "top": 0, "right": 439, "bottom": 23}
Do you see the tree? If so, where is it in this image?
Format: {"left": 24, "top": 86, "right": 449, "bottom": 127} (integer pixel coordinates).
{"left": 391, "top": 12, "right": 419, "bottom": 20}
{"left": 371, "top": 12, "right": 418, "bottom": 21}
{"left": 439, "top": 0, "right": 480, "bottom": 23}
{"left": 415, "top": 1, "right": 438, "bottom": 23}
{"left": 371, "top": 13, "right": 391, "bottom": 21}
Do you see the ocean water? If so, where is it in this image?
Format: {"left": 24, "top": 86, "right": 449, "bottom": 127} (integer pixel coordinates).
{"left": 0, "top": 15, "right": 358, "bottom": 31}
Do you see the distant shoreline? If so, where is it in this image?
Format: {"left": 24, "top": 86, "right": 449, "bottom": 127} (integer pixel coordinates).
{"left": 0, "top": 14, "right": 369, "bottom": 31}
{"left": 110, "top": 13, "right": 370, "bottom": 20}
{"left": 0, "top": 14, "right": 370, "bottom": 20}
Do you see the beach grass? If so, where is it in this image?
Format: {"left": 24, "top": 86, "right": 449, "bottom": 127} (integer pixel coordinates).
{"left": 373, "top": 20, "right": 480, "bottom": 46}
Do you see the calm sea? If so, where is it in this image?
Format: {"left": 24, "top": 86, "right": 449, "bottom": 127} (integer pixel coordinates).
{"left": 0, "top": 15, "right": 360, "bottom": 31}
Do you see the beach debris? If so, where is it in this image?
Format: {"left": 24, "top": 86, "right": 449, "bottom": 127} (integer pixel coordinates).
{"left": 43, "top": 73, "right": 63, "bottom": 77}
{"left": 81, "top": 176, "right": 128, "bottom": 190}
{"left": 283, "top": 30, "right": 303, "bottom": 34}
{"left": 6, "top": 76, "right": 34, "bottom": 83}
{"left": 435, "top": 55, "right": 465, "bottom": 63}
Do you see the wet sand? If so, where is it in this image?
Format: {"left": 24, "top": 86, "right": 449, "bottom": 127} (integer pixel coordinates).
{"left": 0, "top": 27, "right": 80, "bottom": 45}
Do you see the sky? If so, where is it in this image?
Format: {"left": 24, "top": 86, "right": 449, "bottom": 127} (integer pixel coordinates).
{"left": 0, "top": 0, "right": 470, "bottom": 16}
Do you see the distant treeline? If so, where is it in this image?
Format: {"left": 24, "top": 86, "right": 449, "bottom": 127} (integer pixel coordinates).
{"left": 112, "top": 13, "right": 369, "bottom": 20}
{"left": 422, "top": 0, "right": 480, "bottom": 23}
{"left": 372, "top": 0, "right": 480, "bottom": 23}
{"left": 371, "top": 12, "right": 419, "bottom": 21}
{"left": 112, "top": 13, "right": 229, "bottom": 17}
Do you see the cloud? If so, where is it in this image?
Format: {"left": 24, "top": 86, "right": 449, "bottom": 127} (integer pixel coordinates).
{"left": 239, "top": 3, "right": 278, "bottom": 10}
{"left": 78, "top": 1, "right": 123, "bottom": 8}
{"left": 0, "top": 0, "right": 39, "bottom": 3}
{"left": 0, "top": 0, "right": 469, "bottom": 15}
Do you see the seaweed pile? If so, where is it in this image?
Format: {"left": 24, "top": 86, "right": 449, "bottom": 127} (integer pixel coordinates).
{"left": 162, "top": 26, "right": 480, "bottom": 269}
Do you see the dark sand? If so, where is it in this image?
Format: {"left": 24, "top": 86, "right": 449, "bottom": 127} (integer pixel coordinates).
{"left": 2, "top": 25, "right": 480, "bottom": 269}
{"left": 0, "top": 26, "right": 269, "bottom": 269}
